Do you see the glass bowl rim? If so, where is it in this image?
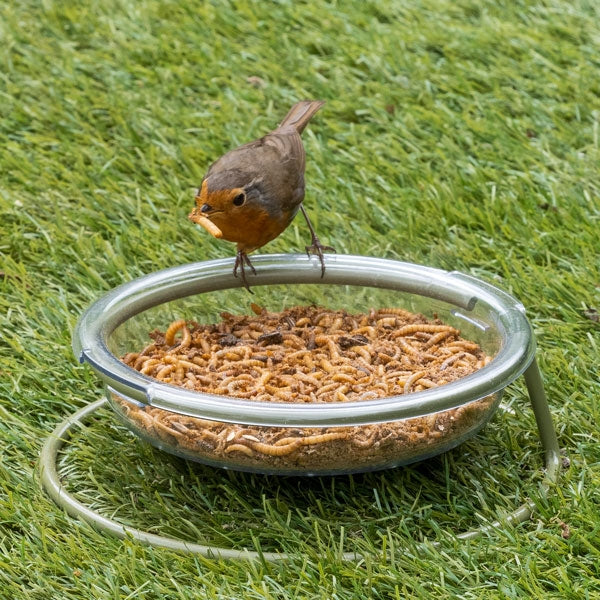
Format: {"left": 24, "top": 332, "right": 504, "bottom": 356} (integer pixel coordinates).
{"left": 73, "top": 254, "right": 535, "bottom": 426}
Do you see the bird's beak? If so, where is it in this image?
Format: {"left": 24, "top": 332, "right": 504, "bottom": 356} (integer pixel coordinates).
{"left": 189, "top": 178, "right": 223, "bottom": 238}
{"left": 188, "top": 208, "right": 223, "bottom": 238}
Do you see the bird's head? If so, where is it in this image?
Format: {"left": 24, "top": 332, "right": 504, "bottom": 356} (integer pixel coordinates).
{"left": 189, "top": 172, "right": 276, "bottom": 248}
{"left": 192, "top": 178, "right": 249, "bottom": 225}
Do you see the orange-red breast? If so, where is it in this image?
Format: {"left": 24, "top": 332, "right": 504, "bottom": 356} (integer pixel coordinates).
{"left": 189, "top": 100, "right": 335, "bottom": 291}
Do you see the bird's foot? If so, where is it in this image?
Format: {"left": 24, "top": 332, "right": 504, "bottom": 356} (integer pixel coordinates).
{"left": 233, "top": 250, "right": 257, "bottom": 293}
{"left": 305, "top": 236, "right": 336, "bottom": 278}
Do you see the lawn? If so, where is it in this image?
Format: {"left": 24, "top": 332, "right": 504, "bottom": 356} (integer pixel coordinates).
{"left": 1, "top": 0, "right": 599, "bottom": 597}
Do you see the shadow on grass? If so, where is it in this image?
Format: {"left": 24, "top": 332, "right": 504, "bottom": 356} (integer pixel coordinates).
{"left": 57, "top": 402, "right": 542, "bottom": 555}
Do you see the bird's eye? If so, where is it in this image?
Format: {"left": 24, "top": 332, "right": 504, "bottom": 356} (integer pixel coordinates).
{"left": 232, "top": 192, "right": 246, "bottom": 206}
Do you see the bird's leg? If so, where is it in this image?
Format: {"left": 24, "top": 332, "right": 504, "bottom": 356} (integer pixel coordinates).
{"left": 233, "top": 249, "right": 257, "bottom": 293}
{"left": 299, "top": 204, "right": 336, "bottom": 277}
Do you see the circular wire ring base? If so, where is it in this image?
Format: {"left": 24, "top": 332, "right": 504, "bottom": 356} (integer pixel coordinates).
{"left": 39, "top": 398, "right": 349, "bottom": 561}
{"left": 39, "top": 361, "right": 560, "bottom": 561}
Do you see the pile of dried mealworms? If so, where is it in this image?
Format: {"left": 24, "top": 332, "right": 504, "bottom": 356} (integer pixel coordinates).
{"left": 116, "top": 305, "right": 494, "bottom": 472}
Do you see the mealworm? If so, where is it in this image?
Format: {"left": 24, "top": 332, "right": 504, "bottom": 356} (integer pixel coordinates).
{"left": 189, "top": 212, "right": 223, "bottom": 238}
{"left": 314, "top": 312, "right": 333, "bottom": 327}
{"left": 169, "top": 325, "right": 191, "bottom": 352}
{"left": 440, "top": 352, "right": 465, "bottom": 371}
{"left": 213, "top": 347, "right": 239, "bottom": 359}
{"left": 122, "top": 352, "right": 139, "bottom": 365}
{"left": 227, "top": 380, "right": 252, "bottom": 393}
{"left": 418, "top": 378, "right": 437, "bottom": 389}
{"left": 300, "top": 431, "right": 349, "bottom": 445}
{"left": 353, "top": 355, "right": 373, "bottom": 372}
{"left": 291, "top": 372, "right": 319, "bottom": 387}
{"left": 215, "top": 360, "right": 264, "bottom": 373}
{"left": 140, "top": 359, "right": 160, "bottom": 374}
{"left": 392, "top": 324, "right": 458, "bottom": 338}
{"left": 358, "top": 390, "right": 380, "bottom": 401}
{"left": 377, "top": 307, "right": 415, "bottom": 318}
{"left": 154, "top": 418, "right": 187, "bottom": 440}
{"left": 332, "top": 373, "right": 355, "bottom": 384}
{"left": 404, "top": 370, "right": 427, "bottom": 394}
{"left": 177, "top": 359, "right": 205, "bottom": 372}
{"left": 335, "top": 388, "right": 350, "bottom": 402}
{"left": 224, "top": 444, "right": 254, "bottom": 456}
{"left": 164, "top": 319, "right": 188, "bottom": 346}
{"left": 133, "top": 355, "right": 148, "bottom": 370}
{"left": 128, "top": 407, "right": 155, "bottom": 430}
{"left": 131, "top": 344, "right": 158, "bottom": 370}
{"left": 277, "top": 374, "right": 300, "bottom": 387}
{"left": 378, "top": 352, "right": 396, "bottom": 364}
{"left": 199, "top": 429, "right": 219, "bottom": 443}
{"left": 397, "top": 338, "right": 420, "bottom": 357}
{"left": 320, "top": 358, "right": 335, "bottom": 373}
{"left": 195, "top": 337, "right": 210, "bottom": 353}
{"left": 313, "top": 334, "right": 330, "bottom": 346}
{"left": 330, "top": 317, "right": 344, "bottom": 331}
{"left": 385, "top": 369, "right": 411, "bottom": 378}
{"left": 282, "top": 333, "right": 305, "bottom": 348}
{"left": 354, "top": 326, "right": 376, "bottom": 338}
{"left": 169, "top": 421, "right": 189, "bottom": 434}
{"left": 303, "top": 354, "right": 315, "bottom": 369}
{"left": 327, "top": 339, "right": 340, "bottom": 361}
{"left": 422, "top": 330, "right": 455, "bottom": 350}
{"left": 376, "top": 317, "right": 398, "bottom": 328}
{"left": 237, "top": 359, "right": 267, "bottom": 368}
{"left": 246, "top": 439, "right": 302, "bottom": 456}
{"left": 315, "top": 382, "right": 339, "bottom": 397}
{"left": 275, "top": 431, "right": 348, "bottom": 447}
{"left": 264, "top": 384, "right": 291, "bottom": 394}
{"left": 351, "top": 431, "right": 378, "bottom": 448}
{"left": 156, "top": 364, "right": 174, "bottom": 380}
{"left": 414, "top": 332, "right": 431, "bottom": 341}
{"left": 285, "top": 350, "right": 310, "bottom": 361}
{"left": 447, "top": 340, "right": 480, "bottom": 351}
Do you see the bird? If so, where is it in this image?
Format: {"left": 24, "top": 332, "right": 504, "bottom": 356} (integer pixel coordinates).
{"left": 188, "top": 100, "right": 335, "bottom": 291}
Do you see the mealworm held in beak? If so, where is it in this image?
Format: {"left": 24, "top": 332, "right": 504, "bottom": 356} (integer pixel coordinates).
{"left": 188, "top": 210, "right": 223, "bottom": 238}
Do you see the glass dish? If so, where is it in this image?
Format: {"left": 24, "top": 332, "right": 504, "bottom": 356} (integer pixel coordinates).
{"left": 73, "top": 254, "right": 535, "bottom": 475}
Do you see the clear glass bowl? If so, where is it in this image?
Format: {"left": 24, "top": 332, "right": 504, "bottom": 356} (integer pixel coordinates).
{"left": 73, "top": 254, "right": 535, "bottom": 475}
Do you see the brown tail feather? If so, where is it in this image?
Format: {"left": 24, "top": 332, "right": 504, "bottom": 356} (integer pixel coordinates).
{"left": 276, "top": 100, "right": 325, "bottom": 134}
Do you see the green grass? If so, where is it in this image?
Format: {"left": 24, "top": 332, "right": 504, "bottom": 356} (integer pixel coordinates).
{"left": 1, "top": 0, "right": 600, "bottom": 597}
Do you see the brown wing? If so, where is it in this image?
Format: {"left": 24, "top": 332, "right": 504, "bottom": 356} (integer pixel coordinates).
{"left": 207, "top": 131, "right": 304, "bottom": 174}
{"left": 263, "top": 130, "right": 306, "bottom": 174}
{"left": 206, "top": 131, "right": 306, "bottom": 215}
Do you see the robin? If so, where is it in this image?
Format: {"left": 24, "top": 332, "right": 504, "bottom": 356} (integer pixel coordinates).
{"left": 188, "top": 100, "right": 335, "bottom": 291}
